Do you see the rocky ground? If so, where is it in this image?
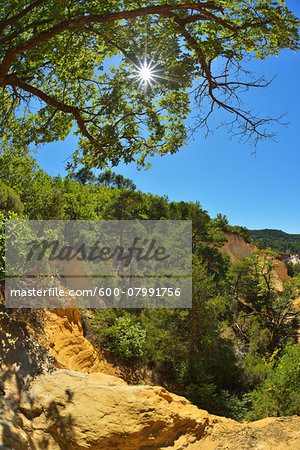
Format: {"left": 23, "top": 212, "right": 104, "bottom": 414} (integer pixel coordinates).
{"left": 0, "top": 305, "right": 299, "bottom": 449}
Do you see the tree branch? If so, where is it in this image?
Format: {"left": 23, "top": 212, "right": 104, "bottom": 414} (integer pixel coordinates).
{"left": 0, "top": 0, "right": 46, "bottom": 38}
{"left": 0, "top": 19, "right": 53, "bottom": 45}
{"left": 0, "top": 2, "right": 263, "bottom": 78}
{"left": 4, "top": 74, "right": 104, "bottom": 152}
{"left": 168, "top": 13, "right": 280, "bottom": 145}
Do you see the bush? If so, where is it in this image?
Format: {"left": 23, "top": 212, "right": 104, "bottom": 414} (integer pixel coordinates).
{"left": 247, "top": 344, "right": 300, "bottom": 420}
{"left": 0, "top": 180, "right": 23, "bottom": 215}
{"left": 0, "top": 211, "right": 20, "bottom": 279}
{"left": 185, "top": 382, "right": 249, "bottom": 421}
{"left": 93, "top": 311, "right": 146, "bottom": 360}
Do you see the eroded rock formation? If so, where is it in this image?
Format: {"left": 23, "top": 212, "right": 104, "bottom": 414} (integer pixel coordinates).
{"left": 220, "top": 231, "right": 289, "bottom": 292}
{"left": 39, "top": 308, "right": 119, "bottom": 376}
{"left": 1, "top": 305, "right": 299, "bottom": 449}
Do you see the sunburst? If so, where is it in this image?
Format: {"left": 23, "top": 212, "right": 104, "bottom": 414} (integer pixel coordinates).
{"left": 128, "top": 55, "right": 181, "bottom": 91}
{"left": 130, "top": 59, "right": 159, "bottom": 90}
{"left": 137, "top": 61, "right": 154, "bottom": 83}
{"left": 119, "top": 27, "right": 182, "bottom": 91}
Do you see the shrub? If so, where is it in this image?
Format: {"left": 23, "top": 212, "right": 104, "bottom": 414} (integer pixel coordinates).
{"left": 0, "top": 211, "right": 20, "bottom": 279}
{"left": 0, "top": 180, "right": 23, "bottom": 215}
{"left": 185, "top": 382, "right": 249, "bottom": 421}
{"left": 93, "top": 311, "right": 146, "bottom": 360}
{"left": 247, "top": 344, "right": 300, "bottom": 420}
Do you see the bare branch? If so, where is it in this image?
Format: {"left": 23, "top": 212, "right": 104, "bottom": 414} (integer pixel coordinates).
{"left": 167, "top": 13, "right": 283, "bottom": 146}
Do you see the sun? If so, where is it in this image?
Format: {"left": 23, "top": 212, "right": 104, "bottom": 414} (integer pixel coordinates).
{"left": 138, "top": 62, "right": 153, "bottom": 83}
{"left": 125, "top": 43, "right": 180, "bottom": 90}
{"left": 130, "top": 59, "right": 157, "bottom": 89}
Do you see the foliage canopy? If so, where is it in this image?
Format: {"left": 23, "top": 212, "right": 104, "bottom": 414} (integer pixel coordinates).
{"left": 0, "top": 180, "right": 23, "bottom": 214}
{"left": 248, "top": 344, "right": 300, "bottom": 419}
{"left": 0, "top": 1, "right": 299, "bottom": 168}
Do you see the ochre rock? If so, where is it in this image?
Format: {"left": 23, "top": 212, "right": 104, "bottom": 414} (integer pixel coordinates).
{"left": 220, "top": 231, "right": 289, "bottom": 292}
{"left": 219, "top": 231, "right": 259, "bottom": 263}
{"left": 15, "top": 369, "right": 234, "bottom": 449}
{"left": 1, "top": 304, "right": 300, "bottom": 449}
{"left": 0, "top": 308, "right": 58, "bottom": 410}
{"left": 272, "top": 259, "right": 289, "bottom": 293}
{"left": 0, "top": 369, "right": 298, "bottom": 449}
{"left": 188, "top": 416, "right": 300, "bottom": 449}
{"left": 38, "top": 308, "right": 120, "bottom": 376}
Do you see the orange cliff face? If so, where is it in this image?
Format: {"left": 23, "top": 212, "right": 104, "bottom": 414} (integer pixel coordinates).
{"left": 218, "top": 232, "right": 299, "bottom": 342}
{"left": 219, "top": 231, "right": 289, "bottom": 291}
{"left": 0, "top": 307, "right": 299, "bottom": 450}
{"left": 29, "top": 308, "right": 121, "bottom": 376}
{"left": 1, "top": 273, "right": 300, "bottom": 448}
{"left": 0, "top": 308, "right": 299, "bottom": 450}
{"left": 218, "top": 231, "right": 260, "bottom": 264}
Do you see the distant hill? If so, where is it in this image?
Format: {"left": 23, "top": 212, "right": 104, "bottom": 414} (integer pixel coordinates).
{"left": 249, "top": 229, "right": 300, "bottom": 254}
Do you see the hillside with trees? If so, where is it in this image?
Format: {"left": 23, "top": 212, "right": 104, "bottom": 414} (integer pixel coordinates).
{"left": 0, "top": 150, "right": 299, "bottom": 422}
{"left": 0, "top": 1, "right": 299, "bottom": 445}
{"left": 249, "top": 229, "right": 300, "bottom": 254}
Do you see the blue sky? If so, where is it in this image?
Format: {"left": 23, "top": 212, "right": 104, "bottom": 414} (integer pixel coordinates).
{"left": 34, "top": 0, "right": 300, "bottom": 233}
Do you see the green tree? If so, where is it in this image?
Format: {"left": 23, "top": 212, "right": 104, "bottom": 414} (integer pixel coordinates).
{"left": 144, "top": 193, "right": 169, "bottom": 220}
{"left": 101, "top": 189, "right": 146, "bottom": 219}
{"left": 212, "top": 214, "right": 229, "bottom": 231}
{"left": 71, "top": 168, "right": 96, "bottom": 185}
{"left": 113, "top": 174, "right": 136, "bottom": 191}
{"left": 286, "top": 261, "right": 300, "bottom": 278}
{"left": 186, "top": 257, "right": 240, "bottom": 392}
{"left": 63, "top": 177, "right": 99, "bottom": 219}
{"left": 0, "top": 180, "right": 23, "bottom": 214}
{"left": 97, "top": 170, "right": 115, "bottom": 187}
{"left": 256, "top": 239, "right": 265, "bottom": 250}
{"left": 0, "top": 1, "right": 298, "bottom": 169}
{"left": 0, "top": 148, "right": 66, "bottom": 218}
{"left": 93, "top": 310, "right": 146, "bottom": 360}
{"left": 248, "top": 344, "right": 300, "bottom": 419}
{"left": 0, "top": 210, "right": 21, "bottom": 279}
{"left": 227, "top": 251, "right": 299, "bottom": 386}
{"left": 97, "top": 170, "right": 136, "bottom": 190}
